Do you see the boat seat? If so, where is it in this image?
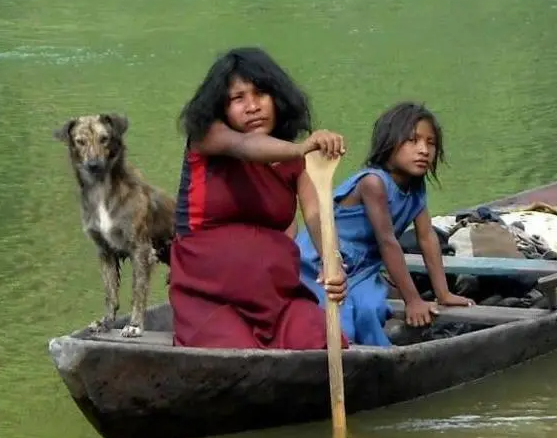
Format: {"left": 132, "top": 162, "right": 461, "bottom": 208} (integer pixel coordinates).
{"left": 404, "top": 254, "right": 557, "bottom": 309}
{"left": 388, "top": 299, "right": 549, "bottom": 325}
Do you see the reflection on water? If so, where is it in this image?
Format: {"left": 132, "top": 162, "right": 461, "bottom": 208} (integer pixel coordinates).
{"left": 222, "top": 351, "right": 557, "bottom": 438}
{"left": 351, "top": 350, "right": 557, "bottom": 438}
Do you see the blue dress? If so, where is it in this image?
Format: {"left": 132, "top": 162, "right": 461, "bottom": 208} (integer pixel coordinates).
{"left": 295, "top": 167, "right": 427, "bottom": 346}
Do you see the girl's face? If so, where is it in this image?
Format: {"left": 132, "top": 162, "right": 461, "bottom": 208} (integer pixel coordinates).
{"left": 388, "top": 119, "right": 436, "bottom": 178}
{"left": 225, "top": 76, "right": 276, "bottom": 135}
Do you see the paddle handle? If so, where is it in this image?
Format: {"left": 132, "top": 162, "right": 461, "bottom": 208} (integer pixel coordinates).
{"left": 317, "top": 179, "right": 347, "bottom": 436}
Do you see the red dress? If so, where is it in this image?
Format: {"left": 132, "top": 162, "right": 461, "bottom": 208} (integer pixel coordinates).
{"left": 169, "top": 150, "right": 348, "bottom": 350}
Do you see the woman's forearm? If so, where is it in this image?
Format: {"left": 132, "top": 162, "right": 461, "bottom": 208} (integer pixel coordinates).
{"left": 195, "top": 122, "right": 305, "bottom": 163}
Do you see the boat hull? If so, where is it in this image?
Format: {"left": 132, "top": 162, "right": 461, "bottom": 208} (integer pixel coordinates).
{"left": 49, "top": 308, "right": 557, "bottom": 438}
{"left": 47, "top": 181, "right": 557, "bottom": 438}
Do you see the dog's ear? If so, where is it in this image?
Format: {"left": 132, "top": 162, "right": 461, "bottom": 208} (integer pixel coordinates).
{"left": 100, "top": 113, "right": 129, "bottom": 137}
{"left": 53, "top": 119, "right": 77, "bottom": 143}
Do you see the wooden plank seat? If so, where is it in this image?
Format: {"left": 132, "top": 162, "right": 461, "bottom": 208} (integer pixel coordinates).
{"left": 388, "top": 299, "right": 549, "bottom": 325}
{"left": 404, "top": 254, "right": 557, "bottom": 310}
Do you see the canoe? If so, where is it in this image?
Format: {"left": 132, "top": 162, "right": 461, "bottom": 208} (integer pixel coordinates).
{"left": 47, "top": 181, "right": 557, "bottom": 438}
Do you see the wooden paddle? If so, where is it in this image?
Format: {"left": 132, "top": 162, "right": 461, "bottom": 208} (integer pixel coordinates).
{"left": 304, "top": 149, "right": 347, "bottom": 438}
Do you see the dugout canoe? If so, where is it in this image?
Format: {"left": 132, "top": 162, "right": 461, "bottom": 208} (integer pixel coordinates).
{"left": 47, "top": 180, "right": 557, "bottom": 438}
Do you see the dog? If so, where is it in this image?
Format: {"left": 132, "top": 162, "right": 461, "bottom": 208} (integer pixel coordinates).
{"left": 53, "top": 113, "right": 176, "bottom": 337}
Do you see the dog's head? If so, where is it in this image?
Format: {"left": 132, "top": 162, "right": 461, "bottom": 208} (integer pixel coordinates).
{"left": 53, "top": 114, "right": 129, "bottom": 180}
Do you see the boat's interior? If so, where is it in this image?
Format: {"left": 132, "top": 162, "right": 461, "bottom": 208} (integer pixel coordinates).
{"left": 76, "top": 297, "right": 551, "bottom": 348}
{"left": 71, "top": 198, "right": 557, "bottom": 349}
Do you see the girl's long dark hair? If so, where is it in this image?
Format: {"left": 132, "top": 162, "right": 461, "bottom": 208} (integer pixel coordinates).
{"left": 178, "top": 47, "right": 312, "bottom": 142}
{"left": 364, "top": 101, "right": 445, "bottom": 184}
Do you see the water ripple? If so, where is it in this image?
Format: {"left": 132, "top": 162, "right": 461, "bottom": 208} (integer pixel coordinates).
{"left": 374, "top": 414, "right": 557, "bottom": 431}
{"left": 0, "top": 45, "right": 123, "bottom": 65}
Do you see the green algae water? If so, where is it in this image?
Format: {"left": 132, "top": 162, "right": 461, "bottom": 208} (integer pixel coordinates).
{"left": 1, "top": 0, "right": 557, "bottom": 437}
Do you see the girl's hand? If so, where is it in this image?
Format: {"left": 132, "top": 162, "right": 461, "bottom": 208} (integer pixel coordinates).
{"left": 437, "top": 292, "right": 475, "bottom": 307}
{"left": 316, "top": 266, "right": 348, "bottom": 303}
{"left": 302, "top": 130, "right": 346, "bottom": 159}
{"left": 405, "top": 298, "right": 439, "bottom": 327}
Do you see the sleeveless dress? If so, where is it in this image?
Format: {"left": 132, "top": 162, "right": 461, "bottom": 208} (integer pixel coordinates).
{"left": 295, "top": 167, "right": 427, "bottom": 347}
{"left": 169, "top": 149, "right": 349, "bottom": 350}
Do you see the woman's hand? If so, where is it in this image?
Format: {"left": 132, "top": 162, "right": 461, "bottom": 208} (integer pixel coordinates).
{"left": 302, "top": 130, "right": 346, "bottom": 159}
{"left": 316, "top": 266, "right": 347, "bottom": 303}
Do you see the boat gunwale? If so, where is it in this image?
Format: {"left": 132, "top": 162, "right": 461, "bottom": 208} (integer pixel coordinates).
{"left": 48, "top": 306, "right": 557, "bottom": 361}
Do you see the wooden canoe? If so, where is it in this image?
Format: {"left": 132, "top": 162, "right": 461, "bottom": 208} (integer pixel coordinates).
{"left": 47, "top": 181, "right": 557, "bottom": 438}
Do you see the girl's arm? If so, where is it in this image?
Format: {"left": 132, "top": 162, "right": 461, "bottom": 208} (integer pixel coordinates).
{"left": 414, "top": 210, "right": 474, "bottom": 306}
{"left": 360, "top": 175, "right": 423, "bottom": 304}
{"left": 360, "top": 175, "right": 437, "bottom": 326}
{"left": 413, "top": 209, "right": 451, "bottom": 299}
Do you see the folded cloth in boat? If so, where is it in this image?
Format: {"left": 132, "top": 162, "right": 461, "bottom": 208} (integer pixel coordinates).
{"left": 449, "top": 222, "right": 539, "bottom": 299}
{"left": 449, "top": 222, "right": 522, "bottom": 258}
{"left": 431, "top": 205, "right": 555, "bottom": 260}
{"left": 499, "top": 210, "right": 557, "bottom": 254}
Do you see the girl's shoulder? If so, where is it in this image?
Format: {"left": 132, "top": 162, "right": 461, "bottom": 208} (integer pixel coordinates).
{"left": 333, "top": 167, "right": 388, "bottom": 201}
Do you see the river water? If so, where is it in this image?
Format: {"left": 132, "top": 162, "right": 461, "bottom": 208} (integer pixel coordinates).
{"left": 1, "top": 1, "right": 557, "bottom": 437}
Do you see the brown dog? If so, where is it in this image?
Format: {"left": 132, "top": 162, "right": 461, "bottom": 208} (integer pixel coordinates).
{"left": 53, "top": 114, "right": 175, "bottom": 337}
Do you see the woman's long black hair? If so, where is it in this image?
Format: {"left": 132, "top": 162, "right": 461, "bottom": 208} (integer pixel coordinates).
{"left": 364, "top": 101, "right": 446, "bottom": 184}
{"left": 178, "top": 47, "right": 312, "bottom": 143}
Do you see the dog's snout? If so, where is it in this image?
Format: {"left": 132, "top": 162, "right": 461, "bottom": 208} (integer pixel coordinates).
{"left": 84, "top": 159, "right": 105, "bottom": 173}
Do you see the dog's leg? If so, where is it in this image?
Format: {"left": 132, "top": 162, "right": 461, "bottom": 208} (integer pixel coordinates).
{"left": 89, "top": 250, "right": 121, "bottom": 333}
{"left": 121, "top": 243, "right": 153, "bottom": 337}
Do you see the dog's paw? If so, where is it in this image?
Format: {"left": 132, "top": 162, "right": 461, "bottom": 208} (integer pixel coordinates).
{"left": 88, "top": 318, "right": 113, "bottom": 333}
{"left": 121, "top": 324, "right": 143, "bottom": 338}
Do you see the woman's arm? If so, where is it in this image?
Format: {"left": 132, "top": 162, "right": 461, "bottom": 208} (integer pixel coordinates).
{"left": 192, "top": 121, "right": 304, "bottom": 163}
{"left": 414, "top": 210, "right": 474, "bottom": 306}
{"left": 285, "top": 218, "right": 298, "bottom": 239}
{"left": 297, "top": 169, "right": 325, "bottom": 256}
{"left": 193, "top": 123, "right": 346, "bottom": 164}
{"left": 297, "top": 169, "right": 346, "bottom": 302}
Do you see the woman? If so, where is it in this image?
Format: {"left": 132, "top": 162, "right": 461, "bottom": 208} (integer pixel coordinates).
{"left": 169, "top": 47, "right": 349, "bottom": 350}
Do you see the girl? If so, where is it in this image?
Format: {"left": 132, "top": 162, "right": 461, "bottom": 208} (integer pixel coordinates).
{"left": 169, "top": 47, "right": 348, "bottom": 350}
{"left": 296, "top": 101, "right": 474, "bottom": 347}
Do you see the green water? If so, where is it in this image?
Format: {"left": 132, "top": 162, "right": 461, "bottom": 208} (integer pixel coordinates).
{"left": 1, "top": 0, "right": 557, "bottom": 437}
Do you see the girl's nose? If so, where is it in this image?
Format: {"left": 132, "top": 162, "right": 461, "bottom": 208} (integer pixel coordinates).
{"left": 417, "top": 140, "right": 429, "bottom": 155}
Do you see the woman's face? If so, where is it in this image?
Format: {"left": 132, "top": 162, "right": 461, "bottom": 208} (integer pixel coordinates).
{"left": 225, "top": 76, "right": 276, "bottom": 135}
